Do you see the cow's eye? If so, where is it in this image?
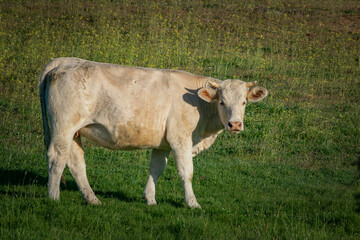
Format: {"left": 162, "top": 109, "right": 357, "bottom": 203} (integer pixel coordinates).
{"left": 242, "top": 101, "right": 246, "bottom": 106}
{"left": 219, "top": 101, "right": 225, "bottom": 106}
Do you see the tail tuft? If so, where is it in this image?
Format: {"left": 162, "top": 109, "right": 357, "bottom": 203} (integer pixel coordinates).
{"left": 39, "top": 58, "right": 60, "bottom": 149}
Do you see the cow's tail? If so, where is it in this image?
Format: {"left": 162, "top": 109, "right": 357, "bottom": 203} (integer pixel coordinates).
{"left": 39, "top": 58, "right": 68, "bottom": 184}
{"left": 39, "top": 58, "right": 60, "bottom": 150}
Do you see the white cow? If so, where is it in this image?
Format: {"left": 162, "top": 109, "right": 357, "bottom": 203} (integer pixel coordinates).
{"left": 39, "top": 57, "right": 268, "bottom": 208}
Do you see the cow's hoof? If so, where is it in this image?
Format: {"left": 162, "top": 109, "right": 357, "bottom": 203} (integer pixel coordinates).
{"left": 146, "top": 199, "right": 157, "bottom": 206}
{"left": 186, "top": 201, "right": 202, "bottom": 209}
{"left": 48, "top": 189, "right": 60, "bottom": 200}
{"left": 86, "top": 197, "right": 101, "bottom": 205}
{"left": 143, "top": 196, "right": 157, "bottom": 206}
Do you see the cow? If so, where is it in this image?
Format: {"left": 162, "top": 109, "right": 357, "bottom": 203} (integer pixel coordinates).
{"left": 39, "top": 57, "right": 268, "bottom": 208}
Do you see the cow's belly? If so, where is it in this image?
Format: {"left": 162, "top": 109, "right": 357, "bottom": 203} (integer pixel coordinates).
{"left": 79, "top": 123, "right": 169, "bottom": 150}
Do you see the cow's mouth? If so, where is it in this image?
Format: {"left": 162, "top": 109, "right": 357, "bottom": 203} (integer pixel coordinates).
{"left": 229, "top": 129, "right": 242, "bottom": 133}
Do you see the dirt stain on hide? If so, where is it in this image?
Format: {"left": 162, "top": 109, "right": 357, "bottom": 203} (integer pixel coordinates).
{"left": 71, "top": 112, "right": 81, "bottom": 125}
{"left": 115, "top": 123, "right": 167, "bottom": 149}
{"left": 73, "top": 62, "right": 95, "bottom": 88}
{"left": 48, "top": 69, "right": 66, "bottom": 87}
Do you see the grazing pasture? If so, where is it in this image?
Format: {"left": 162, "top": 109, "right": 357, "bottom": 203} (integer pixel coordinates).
{"left": 0, "top": 0, "right": 359, "bottom": 239}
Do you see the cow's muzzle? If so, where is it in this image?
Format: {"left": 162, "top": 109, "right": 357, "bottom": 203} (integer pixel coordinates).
{"left": 227, "top": 121, "right": 243, "bottom": 132}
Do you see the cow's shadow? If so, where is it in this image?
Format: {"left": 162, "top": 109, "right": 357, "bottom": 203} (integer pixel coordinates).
{"left": 95, "top": 190, "right": 137, "bottom": 203}
{"left": 0, "top": 168, "right": 140, "bottom": 204}
{"left": 0, "top": 168, "right": 48, "bottom": 187}
{"left": 0, "top": 168, "right": 79, "bottom": 192}
{"left": 0, "top": 168, "right": 185, "bottom": 207}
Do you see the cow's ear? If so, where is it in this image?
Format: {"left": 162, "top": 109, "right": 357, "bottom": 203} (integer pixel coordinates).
{"left": 198, "top": 87, "right": 217, "bottom": 103}
{"left": 247, "top": 86, "right": 268, "bottom": 102}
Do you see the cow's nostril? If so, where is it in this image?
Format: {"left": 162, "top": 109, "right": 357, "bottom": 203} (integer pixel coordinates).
{"left": 228, "top": 122, "right": 233, "bottom": 128}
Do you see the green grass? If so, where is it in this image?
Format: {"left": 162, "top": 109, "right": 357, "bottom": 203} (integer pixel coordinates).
{"left": 1, "top": 0, "right": 359, "bottom": 239}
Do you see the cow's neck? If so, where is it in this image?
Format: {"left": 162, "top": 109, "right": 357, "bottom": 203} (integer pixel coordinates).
{"left": 202, "top": 101, "right": 224, "bottom": 135}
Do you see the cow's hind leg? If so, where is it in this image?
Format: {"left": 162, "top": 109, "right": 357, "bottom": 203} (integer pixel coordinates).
{"left": 47, "top": 135, "right": 72, "bottom": 200}
{"left": 143, "top": 149, "right": 170, "bottom": 205}
{"left": 67, "top": 135, "right": 101, "bottom": 205}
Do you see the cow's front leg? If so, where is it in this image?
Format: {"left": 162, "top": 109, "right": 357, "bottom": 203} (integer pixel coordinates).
{"left": 143, "top": 149, "right": 170, "bottom": 205}
{"left": 173, "top": 141, "right": 201, "bottom": 208}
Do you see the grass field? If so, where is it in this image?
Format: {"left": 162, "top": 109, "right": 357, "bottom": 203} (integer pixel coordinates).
{"left": 1, "top": 0, "right": 359, "bottom": 239}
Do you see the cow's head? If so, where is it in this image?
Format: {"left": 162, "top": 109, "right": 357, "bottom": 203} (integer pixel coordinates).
{"left": 198, "top": 80, "right": 268, "bottom": 133}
